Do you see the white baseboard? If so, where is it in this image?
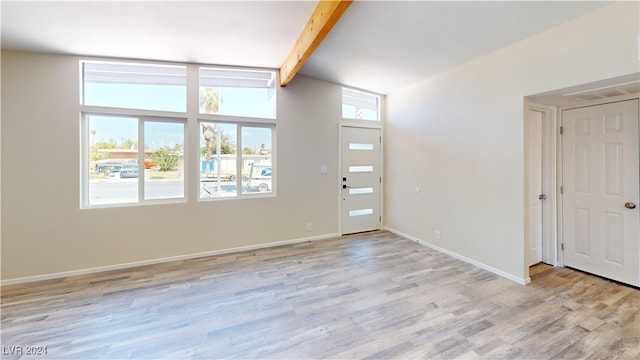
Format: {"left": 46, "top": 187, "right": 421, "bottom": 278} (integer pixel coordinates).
{"left": 1, "top": 233, "right": 341, "bottom": 287}
{"left": 384, "top": 227, "right": 531, "bottom": 285}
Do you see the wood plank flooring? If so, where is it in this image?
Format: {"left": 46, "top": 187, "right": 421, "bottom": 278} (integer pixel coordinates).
{"left": 1, "top": 231, "right": 638, "bottom": 359}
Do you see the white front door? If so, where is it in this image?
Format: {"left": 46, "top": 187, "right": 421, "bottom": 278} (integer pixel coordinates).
{"left": 341, "top": 126, "right": 382, "bottom": 235}
{"left": 562, "top": 99, "right": 640, "bottom": 286}
{"left": 527, "top": 109, "right": 544, "bottom": 266}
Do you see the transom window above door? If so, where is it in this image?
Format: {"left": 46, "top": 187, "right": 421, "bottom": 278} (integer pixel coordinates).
{"left": 342, "top": 88, "right": 380, "bottom": 121}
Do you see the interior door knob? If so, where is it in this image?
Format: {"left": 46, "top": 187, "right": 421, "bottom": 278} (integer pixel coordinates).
{"left": 625, "top": 202, "right": 637, "bottom": 209}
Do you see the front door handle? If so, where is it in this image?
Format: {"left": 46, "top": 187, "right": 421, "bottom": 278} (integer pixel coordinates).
{"left": 625, "top": 202, "right": 636, "bottom": 209}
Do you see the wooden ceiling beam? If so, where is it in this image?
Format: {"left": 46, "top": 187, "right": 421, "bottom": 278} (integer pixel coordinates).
{"left": 280, "top": 0, "right": 352, "bottom": 87}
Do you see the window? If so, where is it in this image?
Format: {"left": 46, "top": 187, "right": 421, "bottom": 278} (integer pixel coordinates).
{"left": 81, "top": 60, "right": 187, "bottom": 207}
{"left": 86, "top": 115, "right": 139, "bottom": 205}
{"left": 342, "top": 88, "right": 380, "bottom": 121}
{"left": 199, "top": 68, "right": 276, "bottom": 119}
{"left": 85, "top": 114, "right": 185, "bottom": 207}
{"left": 144, "top": 121, "right": 185, "bottom": 200}
{"left": 199, "top": 121, "right": 273, "bottom": 199}
{"left": 242, "top": 126, "right": 273, "bottom": 195}
{"left": 200, "top": 122, "right": 238, "bottom": 198}
{"left": 83, "top": 61, "right": 187, "bottom": 112}
{"left": 81, "top": 60, "right": 276, "bottom": 207}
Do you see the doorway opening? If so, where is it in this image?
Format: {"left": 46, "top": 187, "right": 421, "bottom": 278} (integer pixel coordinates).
{"left": 524, "top": 72, "right": 640, "bottom": 286}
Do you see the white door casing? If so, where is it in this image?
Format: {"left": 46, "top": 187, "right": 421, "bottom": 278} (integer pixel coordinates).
{"left": 527, "top": 109, "right": 544, "bottom": 266}
{"left": 340, "top": 126, "right": 382, "bottom": 235}
{"left": 562, "top": 99, "right": 640, "bottom": 286}
{"left": 526, "top": 105, "right": 557, "bottom": 267}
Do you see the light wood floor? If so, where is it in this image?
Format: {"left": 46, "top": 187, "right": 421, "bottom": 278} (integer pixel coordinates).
{"left": 1, "top": 231, "right": 638, "bottom": 359}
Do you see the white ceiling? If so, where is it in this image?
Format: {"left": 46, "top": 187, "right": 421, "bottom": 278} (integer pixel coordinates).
{"left": 302, "top": 1, "right": 612, "bottom": 94}
{"left": 0, "top": 1, "right": 317, "bottom": 68}
{"left": 1, "top": 1, "right": 612, "bottom": 95}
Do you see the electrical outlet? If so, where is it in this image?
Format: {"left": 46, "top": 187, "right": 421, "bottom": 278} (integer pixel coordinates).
{"left": 435, "top": 230, "right": 441, "bottom": 240}
{"left": 307, "top": 223, "right": 313, "bottom": 232}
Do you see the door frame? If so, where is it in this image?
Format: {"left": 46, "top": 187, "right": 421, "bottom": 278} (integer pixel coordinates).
{"left": 526, "top": 104, "right": 558, "bottom": 266}
{"left": 557, "top": 93, "right": 640, "bottom": 269}
{"left": 338, "top": 122, "right": 383, "bottom": 235}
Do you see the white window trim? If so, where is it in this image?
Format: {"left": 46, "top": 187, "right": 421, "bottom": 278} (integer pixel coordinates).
{"left": 81, "top": 112, "right": 187, "bottom": 209}
{"left": 197, "top": 120, "right": 276, "bottom": 201}
{"left": 342, "top": 87, "right": 381, "bottom": 121}
{"left": 79, "top": 59, "right": 279, "bottom": 208}
{"left": 198, "top": 66, "right": 277, "bottom": 120}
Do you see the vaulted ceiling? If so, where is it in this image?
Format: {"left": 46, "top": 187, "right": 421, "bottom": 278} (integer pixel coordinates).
{"left": 1, "top": 1, "right": 611, "bottom": 94}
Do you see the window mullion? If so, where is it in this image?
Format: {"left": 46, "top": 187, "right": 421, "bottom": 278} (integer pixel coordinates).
{"left": 80, "top": 113, "right": 89, "bottom": 207}
{"left": 138, "top": 118, "right": 145, "bottom": 202}
{"left": 237, "top": 125, "right": 243, "bottom": 194}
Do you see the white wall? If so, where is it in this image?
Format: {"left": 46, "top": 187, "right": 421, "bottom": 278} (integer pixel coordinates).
{"left": 384, "top": 2, "right": 639, "bottom": 283}
{"left": 1, "top": 51, "right": 342, "bottom": 281}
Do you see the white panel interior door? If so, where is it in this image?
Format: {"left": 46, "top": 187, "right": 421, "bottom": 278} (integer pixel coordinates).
{"left": 562, "top": 99, "right": 639, "bottom": 286}
{"left": 528, "top": 109, "right": 544, "bottom": 266}
{"left": 341, "top": 126, "right": 381, "bottom": 235}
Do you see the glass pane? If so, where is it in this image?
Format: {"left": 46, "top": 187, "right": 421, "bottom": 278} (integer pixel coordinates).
{"left": 349, "top": 165, "right": 374, "bottom": 173}
{"left": 199, "top": 68, "right": 276, "bottom": 119}
{"left": 349, "top": 187, "right": 374, "bottom": 195}
{"left": 349, "top": 209, "right": 374, "bottom": 217}
{"left": 242, "top": 127, "right": 273, "bottom": 195}
{"left": 83, "top": 61, "right": 187, "bottom": 112}
{"left": 144, "top": 122, "right": 185, "bottom": 200}
{"left": 349, "top": 143, "right": 374, "bottom": 150}
{"left": 342, "top": 88, "right": 379, "bottom": 121}
{"left": 200, "top": 122, "right": 238, "bottom": 199}
{"left": 88, "top": 115, "right": 138, "bottom": 205}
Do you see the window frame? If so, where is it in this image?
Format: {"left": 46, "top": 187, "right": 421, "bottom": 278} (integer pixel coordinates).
{"left": 81, "top": 60, "right": 188, "bottom": 113}
{"left": 199, "top": 67, "right": 277, "bottom": 119}
{"left": 342, "top": 87, "right": 381, "bottom": 121}
{"left": 197, "top": 118, "right": 276, "bottom": 201}
{"left": 79, "top": 59, "right": 278, "bottom": 208}
{"left": 81, "top": 111, "right": 187, "bottom": 208}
